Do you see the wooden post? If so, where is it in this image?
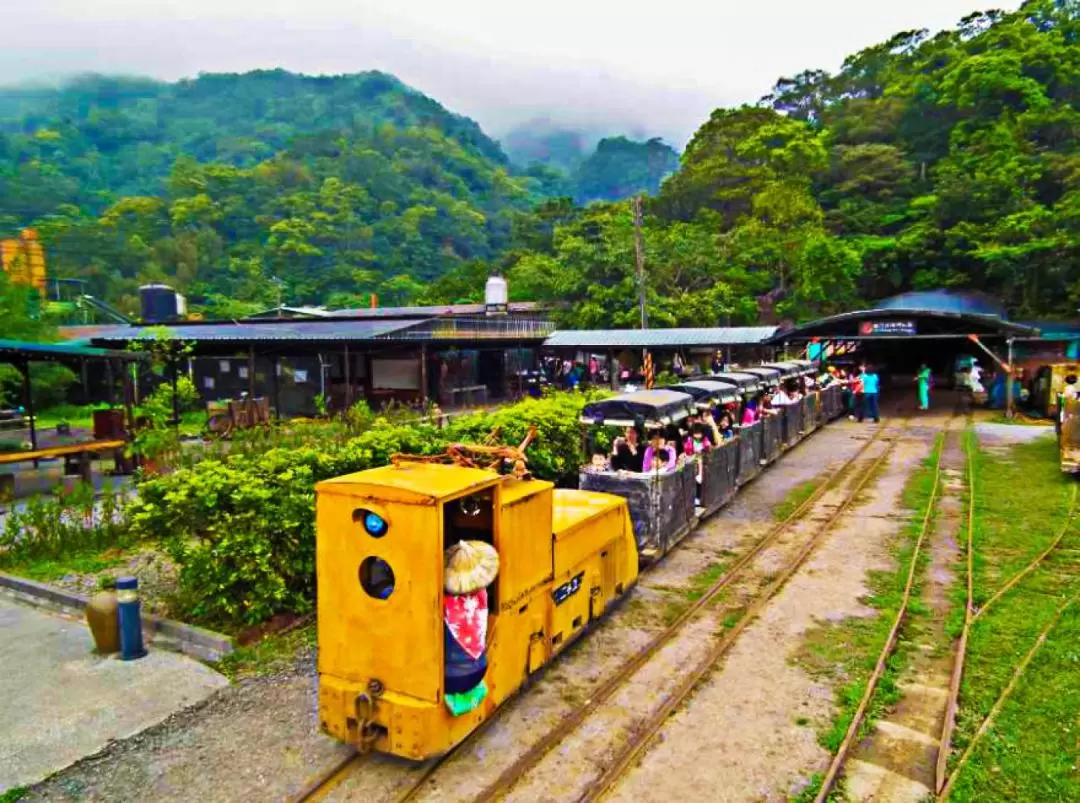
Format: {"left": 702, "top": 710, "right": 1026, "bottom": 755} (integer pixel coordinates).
{"left": 271, "top": 355, "right": 281, "bottom": 421}
{"left": 1006, "top": 338, "right": 1015, "bottom": 420}
{"left": 344, "top": 344, "right": 352, "bottom": 409}
{"left": 20, "top": 359, "right": 37, "bottom": 453}
{"left": 170, "top": 355, "right": 180, "bottom": 429}
{"left": 105, "top": 358, "right": 116, "bottom": 407}
{"left": 420, "top": 344, "right": 428, "bottom": 404}
{"left": 80, "top": 357, "right": 89, "bottom": 404}
{"left": 122, "top": 359, "right": 135, "bottom": 434}
{"left": 247, "top": 345, "right": 256, "bottom": 399}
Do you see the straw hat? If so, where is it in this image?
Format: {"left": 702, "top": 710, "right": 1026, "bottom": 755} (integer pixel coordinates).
{"left": 444, "top": 541, "right": 500, "bottom": 594}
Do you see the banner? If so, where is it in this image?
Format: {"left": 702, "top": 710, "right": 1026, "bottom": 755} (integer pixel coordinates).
{"left": 859, "top": 320, "right": 916, "bottom": 336}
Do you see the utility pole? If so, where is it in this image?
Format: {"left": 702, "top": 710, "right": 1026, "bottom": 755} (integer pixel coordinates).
{"left": 632, "top": 194, "right": 652, "bottom": 388}
{"left": 632, "top": 194, "right": 648, "bottom": 330}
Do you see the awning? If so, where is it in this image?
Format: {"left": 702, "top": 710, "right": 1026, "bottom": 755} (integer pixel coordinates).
{"left": 580, "top": 390, "right": 696, "bottom": 427}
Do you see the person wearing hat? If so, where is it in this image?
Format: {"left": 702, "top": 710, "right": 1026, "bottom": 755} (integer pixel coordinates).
{"left": 443, "top": 540, "right": 499, "bottom": 715}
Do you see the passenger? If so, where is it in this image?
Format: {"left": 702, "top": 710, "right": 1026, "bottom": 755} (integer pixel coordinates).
{"left": 858, "top": 364, "right": 881, "bottom": 424}
{"left": 589, "top": 452, "right": 610, "bottom": 472}
{"left": 916, "top": 363, "right": 932, "bottom": 411}
{"left": 611, "top": 427, "right": 644, "bottom": 472}
{"left": 742, "top": 398, "right": 759, "bottom": 425}
{"left": 772, "top": 383, "right": 796, "bottom": 406}
{"left": 716, "top": 412, "right": 735, "bottom": 440}
{"left": 642, "top": 430, "right": 677, "bottom": 473}
{"left": 849, "top": 369, "right": 865, "bottom": 421}
{"left": 684, "top": 423, "right": 713, "bottom": 456}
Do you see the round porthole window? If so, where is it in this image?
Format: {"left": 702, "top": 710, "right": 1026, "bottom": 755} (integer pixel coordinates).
{"left": 352, "top": 508, "right": 388, "bottom": 537}
{"left": 359, "top": 557, "right": 395, "bottom": 600}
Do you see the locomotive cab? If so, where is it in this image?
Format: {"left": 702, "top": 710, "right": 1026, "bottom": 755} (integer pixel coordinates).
{"left": 316, "top": 461, "right": 636, "bottom": 760}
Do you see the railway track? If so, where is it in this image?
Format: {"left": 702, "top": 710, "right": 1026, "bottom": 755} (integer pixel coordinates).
{"left": 813, "top": 412, "right": 1080, "bottom": 802}
{"left": 291, "top": 417, "right": 893, "bottom": 803}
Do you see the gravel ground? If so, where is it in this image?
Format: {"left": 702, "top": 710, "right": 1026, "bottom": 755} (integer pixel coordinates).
{"left": 26, "top": 645, "right": 352, "bottom": 803}
{"left": 48, "top": 546, "right": 179, "bottom": 617}
{"left": 20, "top": 419, "right": 884, "bottom": 803}
{"left": 604, "top": 424, "right": 933, "bottom": 803}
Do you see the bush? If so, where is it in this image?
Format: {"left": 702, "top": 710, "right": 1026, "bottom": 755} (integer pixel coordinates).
{"left": 0, "top": 484, "right": 132, "bottom": 568}
{"left": 126, "top": 392, "right": 606, "bottom": 626}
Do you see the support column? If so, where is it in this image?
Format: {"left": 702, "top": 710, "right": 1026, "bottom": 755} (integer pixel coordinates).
{"left": 122, "top": 361, "right": 135, "bottom": 435}
{"left": 1006, "top": 338, "right": 1015, "bottom": 420}
{"left": 170, "top": 354, "right": 180, "bottom": 429}
{"left": 608, "top": 350, "right": 618, "bottom": 391}
{"left": 420, "top": 343, "right": 428, "bottom": 405}
{"left": 20, "top": 359, "right": 37, "bottom": 453}
{"left": 344, "top": 344, "right": 352, "bottom": 409}
{"left": 271, "top": 355, "right": 281, "bottom": 421}
{"left": 247, "top": 345, "right": 256, "bottom": 399}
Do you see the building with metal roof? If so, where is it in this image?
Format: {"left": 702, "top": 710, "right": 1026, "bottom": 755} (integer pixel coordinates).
{"left": 543, "top": 327, "right": 778, "bottom": 349}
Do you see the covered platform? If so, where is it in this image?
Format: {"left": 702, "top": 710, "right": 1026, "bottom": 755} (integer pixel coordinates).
{"left": 770, "top": 291, "right": 1040, "bottom": 415}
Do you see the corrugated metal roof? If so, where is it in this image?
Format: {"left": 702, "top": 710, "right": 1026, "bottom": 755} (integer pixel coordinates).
{"left": 332, "top": 302, "right": 544, "bottom": 319}
{"left": 544, "top": 327, "right": 778, "bottom": 349}
{"left": 88, "top": 319, "right": 419, "bottom": 343}
{"left": 1019, "top": 321, "right": 1080, "bottom": 340}
{"left": 0, "top": 339, "right": 142, "bottom": 360}
{"left": 878, "top": 290, "right": 1005, "bottom": 318}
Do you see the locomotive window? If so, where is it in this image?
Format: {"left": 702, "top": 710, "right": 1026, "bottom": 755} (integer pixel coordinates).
{"left": 359, "top": 557, "right": 395, "bottom": 600}
{"left": 443, "top": 491, "right": 498, "bottom": 609}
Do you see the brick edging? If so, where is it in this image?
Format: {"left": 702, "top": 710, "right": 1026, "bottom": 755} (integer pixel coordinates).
{"left": 0, "top": 572, "right": 234, "bottom": 662}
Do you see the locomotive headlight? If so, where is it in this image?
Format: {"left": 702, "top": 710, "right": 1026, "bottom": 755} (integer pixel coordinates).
{"left": 353, "top": 507, "right": 389, "bottom": 538}
{"left": 363, "top": 511, "right": 388, "bottom": 537}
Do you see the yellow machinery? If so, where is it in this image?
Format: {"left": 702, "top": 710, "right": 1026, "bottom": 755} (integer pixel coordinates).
{"left": 1060, "top": 396, "right": 1080, "bottom": 473}
{"left": 315, "top": 461, "right": 637, "bottom": 760}
{"left": 1033, "top": 362, "right": 1080, "bottom": 418}
{"left": 1, "top": 228, "right": 47, "bottom": 295}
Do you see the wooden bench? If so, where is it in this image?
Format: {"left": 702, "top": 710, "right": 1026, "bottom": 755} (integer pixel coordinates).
{"left": 0, "top": 439, "right": 128, "bottom": 483}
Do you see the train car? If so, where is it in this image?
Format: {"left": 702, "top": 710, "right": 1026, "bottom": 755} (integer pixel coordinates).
{"left": 1033, "top": 363, "right": 1080, "bottom": 419}
{"left": 579, "top": 390, "right": 698, "bottom": 560}
{"left": 315, "top": 462, "right": 637, "bottom": 760}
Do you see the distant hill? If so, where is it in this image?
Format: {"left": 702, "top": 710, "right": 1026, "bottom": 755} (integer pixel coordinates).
{"left": 574, "top": 137, "right": 680, "bottom": 203}
{"left": 0, "top": 70, "right": 550, "bottom": 312}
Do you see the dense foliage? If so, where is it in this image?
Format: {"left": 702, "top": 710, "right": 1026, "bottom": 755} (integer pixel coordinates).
{"left": 505, "top": 0, "right": 1080, "bottom": 324}
{"left": 0, "top": 71, "right": 544, "bottom": 314}
{"left": 5, "top": 2, "right": 1080, "bottom": 324}
{"left": 128, "top": 391, "right": 603, "bottom": 625}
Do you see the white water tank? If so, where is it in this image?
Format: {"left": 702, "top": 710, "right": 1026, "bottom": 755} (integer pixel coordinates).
{"left": 485, "top": 275, "right": 508, "bottom": 306}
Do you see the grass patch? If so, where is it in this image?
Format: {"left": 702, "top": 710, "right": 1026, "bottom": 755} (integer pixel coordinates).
{"left": 775, "top": 477, "right": 824, "bottom": 522}
{"left": 6, "top": 548, "right": 132, "bottom": 583}
{"left": 684, "top": 560, "right": 729, "bottom": 602}
{"left": 214, "top": 623, "right": 316, "bottom": 680}
{"left": 790, "top": 435, "right": 943, "bottom": 756}
{"left": 945, "top": 434, "right": 1080, "bottom": 802}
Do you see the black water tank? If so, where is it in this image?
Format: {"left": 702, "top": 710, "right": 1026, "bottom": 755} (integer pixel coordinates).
{"left": 140, "top": 284, "right": 179, "bottom": 322}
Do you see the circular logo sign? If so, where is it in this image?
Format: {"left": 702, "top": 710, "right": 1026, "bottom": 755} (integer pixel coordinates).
{"left": 859, "top": 321, "right": 874, "bottom": 336}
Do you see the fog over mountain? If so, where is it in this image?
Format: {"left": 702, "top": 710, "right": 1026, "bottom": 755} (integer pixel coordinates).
{"left": 5, "top": 0, "right": 1017, "bottom": 147}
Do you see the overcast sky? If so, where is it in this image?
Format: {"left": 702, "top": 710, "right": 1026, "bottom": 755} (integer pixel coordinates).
{"left": 7, "top": 1, "right": 1014, "bottom": 145}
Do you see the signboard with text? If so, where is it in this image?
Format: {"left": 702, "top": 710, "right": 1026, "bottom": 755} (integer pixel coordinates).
{"left": 859, "top": 320, "right": 917, "bottom": 336}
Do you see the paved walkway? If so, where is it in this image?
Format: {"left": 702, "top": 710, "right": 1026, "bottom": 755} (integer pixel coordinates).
{"left": 0, "top": 597, "right": 227, "bottom": 793}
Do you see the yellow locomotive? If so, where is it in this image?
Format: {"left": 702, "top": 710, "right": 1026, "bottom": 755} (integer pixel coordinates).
{"left": 315, "top": 461, "right": 637, "bottom": 760}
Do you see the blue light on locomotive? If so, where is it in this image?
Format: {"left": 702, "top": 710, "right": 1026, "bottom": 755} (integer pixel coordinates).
{"left": 363, "top": 511, "right": 388, "bottom": 537}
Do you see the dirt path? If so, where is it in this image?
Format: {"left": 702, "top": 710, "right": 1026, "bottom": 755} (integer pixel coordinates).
{"left": 600, "top": 423, "right": 935, "bottom": 803}
{"left": 844, "top": 430, "right": 965, "bottom": 802}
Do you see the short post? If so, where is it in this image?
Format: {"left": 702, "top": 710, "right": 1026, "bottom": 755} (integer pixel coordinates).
{"left": 117, "top": 576, "right": 147, "bottom": 661}
{"left": 19, "top": 358, "right": 38, "bottom": 453}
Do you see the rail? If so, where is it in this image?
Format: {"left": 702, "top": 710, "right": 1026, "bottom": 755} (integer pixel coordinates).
{"left": 290, "top": 408, "right": 865, "bottom": 803}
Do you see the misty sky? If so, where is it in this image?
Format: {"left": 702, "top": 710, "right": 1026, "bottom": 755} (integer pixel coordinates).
{"left": 9, "top": 1, "right": 1016, "bottom": 145}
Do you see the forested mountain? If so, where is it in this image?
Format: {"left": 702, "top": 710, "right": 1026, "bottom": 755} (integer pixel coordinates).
{"left": 498, "top": 0, "right": 1080, "bottom": 326}
{"left": 0, "top": 70, "right": 546, "bottom": 314}
{"left": 574, "top": 137, "right": 680, "bottom": 204}
{"left": 4, "top": 1, "right": 1079, "bottom": 325}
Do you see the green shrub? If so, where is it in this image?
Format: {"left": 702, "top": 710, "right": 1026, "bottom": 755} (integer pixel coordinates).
{"left": 0, "top": 483, "right": 132, "bottom": 568}
{"left": 126, "top": 392, "right": 606, "bottom": 626}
